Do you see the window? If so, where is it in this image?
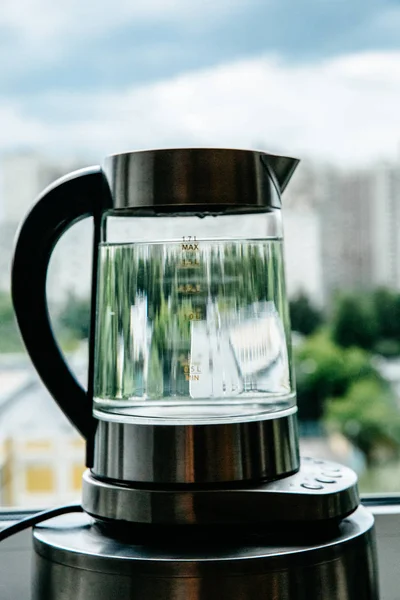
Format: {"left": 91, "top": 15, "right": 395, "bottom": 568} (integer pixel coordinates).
{"left": 1, "top": 3, "right": 400, "bottom": 599}
{"left": 0, "top": 1, "right": 399, "bottom": 509}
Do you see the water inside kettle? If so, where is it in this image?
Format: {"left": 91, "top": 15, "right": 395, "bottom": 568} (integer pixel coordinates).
{"left": 93, "top": 238, "right": 295, "bottom": 421}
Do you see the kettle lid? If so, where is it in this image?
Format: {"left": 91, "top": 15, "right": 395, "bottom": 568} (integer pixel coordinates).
{"left": 103, "top": 148, "right": 300, "bottom": 214}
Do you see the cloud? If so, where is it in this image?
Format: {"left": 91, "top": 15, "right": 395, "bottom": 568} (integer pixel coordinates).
{"left": 0, "top": 0, "right": 244, "bottom": 41}
{"left": 0, "top": 105, "right": 49, "bottom": 146}
{"left": 0, "top": 0, "right": 259, "bottom": 95}
{"left": 1, "top": 0, "right": 400, "bottom": 100}
{"left": 0, "top": 50, "right": 399, "bottom": 165}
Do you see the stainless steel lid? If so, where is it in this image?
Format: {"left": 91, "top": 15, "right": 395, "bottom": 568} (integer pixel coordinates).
{"left": 103, "top": 148, "right": 299, "bottom": 213}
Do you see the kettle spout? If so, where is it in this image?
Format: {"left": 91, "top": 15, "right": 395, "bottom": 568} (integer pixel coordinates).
{"left": 262, "top": 153, "right": 300, "bottom": 193}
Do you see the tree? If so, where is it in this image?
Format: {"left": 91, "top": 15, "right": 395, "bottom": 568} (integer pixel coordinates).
{"left": 372, "top": 287, "right": 400, "bottom": 340}
{"left": 325, "top": 378, "right": 400, "bottom": 464}
{"left": 0, "top": 292, "right": 24, "bottom": 353}
{"left": 58, "top": 294, "right": 91, "bottom": 340}
{"left": 295, "top": 327, "right": 397, "bottom": 462}
{"left": 295, "top": 332, "right": 348, "bottom": 421}
{"left": 289, "top": 292, "right": 323, "bottom": 336}
{"left": 369, "top": 288, "right": 400, "bottom": 356}
{"left": 295, "top": 331, "right": 381, "bottom": 422}
{"left": 331, "top": 293, "right": 379, "bottom": 350}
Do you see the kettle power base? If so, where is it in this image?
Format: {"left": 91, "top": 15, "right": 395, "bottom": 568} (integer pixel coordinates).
{"left": 32, "top": 506, "right": 378, "bottom": 600}
{"left": 82, "top": 457, "right": 359, "bottom": 527}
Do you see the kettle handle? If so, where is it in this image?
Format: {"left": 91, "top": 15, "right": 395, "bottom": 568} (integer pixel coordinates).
{"left": 11, "top": 167, "right": 109, "bottom": 444}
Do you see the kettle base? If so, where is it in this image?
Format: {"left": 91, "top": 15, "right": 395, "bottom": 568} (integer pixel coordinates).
{"left": 32, "top": 506, "right": 378, "bottom": 600}
{"left": 82, "top": 456, "right": 360, "bottom": 526}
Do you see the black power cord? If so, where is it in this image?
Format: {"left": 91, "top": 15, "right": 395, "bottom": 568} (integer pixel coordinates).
{"left": 0, "top": 504, "right": 84, "bottom": 542}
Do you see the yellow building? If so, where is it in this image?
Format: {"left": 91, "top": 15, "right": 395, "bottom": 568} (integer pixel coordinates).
{"left": 0, "top": 362, "right": 85, "bottom": 508}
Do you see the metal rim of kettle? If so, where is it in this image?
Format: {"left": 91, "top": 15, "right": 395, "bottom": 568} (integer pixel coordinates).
{"left": 89, "top": 407, "right": 300, "bottom": 486}
{"left": 102, "top": 147, "right": 300, "bottom": 213}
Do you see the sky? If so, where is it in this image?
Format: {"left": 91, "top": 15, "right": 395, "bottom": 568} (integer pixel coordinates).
{"left": 1, "top": 0, "right": 400, "bottom": 166}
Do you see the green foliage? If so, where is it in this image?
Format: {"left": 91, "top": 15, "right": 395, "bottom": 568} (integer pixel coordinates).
{"left": 372, "top": 287, "right": 400, "bottom": 341}
{"left": 295, "top": 321, "right": 400, "bottom": 463}
{"left": 325, "top": 378, "right": 400, "bottom": 463}
{"left": 330, "top": 288, "right": 400, "bottom": 356}
{"left": 295, "top": 331, "right": 380, "bottom": 422}
{"left": 331, "top": 292, "right": 379, "bottom": 350}
{"left": 296, "top": 332, "right": 347, "bottom": 421}
{"left": 289, "top": 292, "right": 323, "bottom": 336}
{"left": 0, "top": 292, "right": 24, "bottom": 353}
{"left": 333, "top": 320, "right": 400, "bottom": 464}
{"left": 58, "top": 294, "right": 90, "bottom": 340}
{"left": 373, "top": 339, "right": 400, "bottom": 358}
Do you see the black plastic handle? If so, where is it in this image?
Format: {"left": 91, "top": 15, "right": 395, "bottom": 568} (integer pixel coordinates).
{"left": 11, "top": 167, "right": 109, "bottom": 441}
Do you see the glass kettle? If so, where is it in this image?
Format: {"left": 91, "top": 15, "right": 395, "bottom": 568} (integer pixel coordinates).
{"left": 11, "top": 149, "right": 380, "bottom": 600}
{"left": 11, "top": 148, "right": 300, "bottom": 493}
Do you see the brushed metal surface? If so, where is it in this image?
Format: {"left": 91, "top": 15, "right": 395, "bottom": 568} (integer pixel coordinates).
{"left": 102, "top": 148, "right": 299, "bottom": 213}
{"left": 82, "top": 457, "right": 360, "bottom": 525}
{"left": 32, "top": 506, "right": 379, "bottom": 600}
{"left": 91, "top": 408, "right": 299, "bottom": 485}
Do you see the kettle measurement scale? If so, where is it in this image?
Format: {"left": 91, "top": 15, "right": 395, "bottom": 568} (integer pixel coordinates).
{"left": 180, "top": 233, "right": 224, "bottom": 388}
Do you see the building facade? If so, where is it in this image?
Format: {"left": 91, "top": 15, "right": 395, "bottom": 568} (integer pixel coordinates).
{"left": 320, "top": 162, "right": 400, "bottom": 303}
{"left": 0, "top": 358, "right": 85, "bottom": 508}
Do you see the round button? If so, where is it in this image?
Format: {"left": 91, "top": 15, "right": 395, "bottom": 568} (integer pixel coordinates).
{"left": 315, "top": 477, "right": 337, "bottom": 484}
{"left": 301, "top": 482, "right": 324, "bottom": 490}
{"left": 322, "top": 472, "right": 342, "bottom": 478}
{"left": 323, "top": 467, "right": 341, "bottom": 472}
